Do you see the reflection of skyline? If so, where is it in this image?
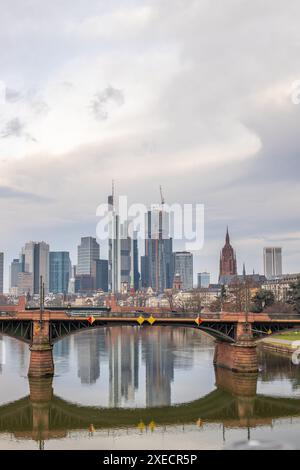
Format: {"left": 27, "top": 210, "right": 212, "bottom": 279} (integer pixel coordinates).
{"left": 142, "top": 328, "right": 174, "bottom": 407}
{"left": 0, "top": 326, "right": 215, "bottom": 407}
{"left": 3, "top": 328, "right": 300, "bottom": 415}
{"left": 108, "top": 327, "right": 139, "bottom": 407}
{"left": 75, "top": 329, "right": 102, "bottom": 384}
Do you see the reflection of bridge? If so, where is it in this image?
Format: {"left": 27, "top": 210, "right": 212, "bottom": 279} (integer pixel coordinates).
{"left": 1, "top": 369, "right": 300, "bottom": 445}
{"left": 1, "top": 297, "right": 300, "bottom": 377}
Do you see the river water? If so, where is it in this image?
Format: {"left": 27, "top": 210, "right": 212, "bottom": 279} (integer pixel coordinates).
{"left": 0, "top": 326, "right": 300, "bottom": 450}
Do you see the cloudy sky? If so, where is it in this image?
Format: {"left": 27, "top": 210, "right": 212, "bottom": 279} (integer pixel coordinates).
{"left": 1, "top": 0, "right": 300, "bottom": 289}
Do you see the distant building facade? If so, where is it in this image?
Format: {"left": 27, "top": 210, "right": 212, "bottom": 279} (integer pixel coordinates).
{"left": 0, "top": 252, "right": 3, "bottom": 294}
{"left": 262, "top": 273, "right": 300, "bottom": 302}
{"left": 22, "top": 241, "right": 50, "bottom": 294}
{"left": 132, "top": 234, "right": 140, "bottom": 291}
{"left": 17, "top": 272, "right": 33, "bottom": 296}
{"left": 95, "top": 259, "right": 109, "bottom": 292}
{"left": 197, "top": 272, "right": 210, "bottom": 289}
{"left": 9, "top": 258, "right": 22, "bottom": 294}
{"left": 142, "top": 208, "right": 173, "bottom": 292}
{"left": 76, "top": 237, "right": 100, "bottom": 293}
{"left": 74, "top": 274, "right": 95, "bottom": 293}
{"left": 49, "top": 251, "right": 71, "bottom": 294}
{"left": 263, "top": 247, "right": 282, "bottom": 279}
{"left": 173, "top": 252, "right": 193, "bottom": 290}
{"left": 77, "top": 237, "right": 100, "bottom": 276}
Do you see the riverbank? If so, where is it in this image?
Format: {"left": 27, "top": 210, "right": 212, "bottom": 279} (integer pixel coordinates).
{"left": 261, "top": 332, "right": 300, "bottom": 356}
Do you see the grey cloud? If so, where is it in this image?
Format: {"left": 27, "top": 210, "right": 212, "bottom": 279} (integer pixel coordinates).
{"left": 0, "top": 185, "right": 50, "bottom": 202}
{"left": 1, "top": 0, "right": 300, "bottom": 286}
{"left": 1, "top": 117, "right": 36, "bottom": 141}
{"left": 90, "top": 85, "right": 124, "bottom": 120}
{"left": 1, "top": 118, "right": 24, "bottom": 138}
{"left": 5, "top": 88, "right": 22, "bottom": 103}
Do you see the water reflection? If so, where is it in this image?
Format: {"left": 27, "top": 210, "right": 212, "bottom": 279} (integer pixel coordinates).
{"left": 1, "top": 327, "right": 300, "bottom": 449}
{"left": 75, "top": 330, "right": 101, "bottom": 384}
{"left": 1, "top": 369, "right": 300, "bottom": 446}
{"left": 52, "top": 326, "right": 215, "bottom": 408}
{"left": 108, "top": 328, "right": 139, "bottom": 407}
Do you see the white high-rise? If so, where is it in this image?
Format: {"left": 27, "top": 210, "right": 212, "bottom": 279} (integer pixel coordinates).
{"left": 22, "top": 241, "right": 50, "bottom": 294}
{"left": 0, "top": 252, "right": 4, "bottom": 294}
{"left": 108, "top": 191, "right": 121, "bottom": 294}
{"left": 107, "top": 190, "right": 135, "bottom": 294}
{"left": 263, "top": 247, "right": 282, "bottom": 279}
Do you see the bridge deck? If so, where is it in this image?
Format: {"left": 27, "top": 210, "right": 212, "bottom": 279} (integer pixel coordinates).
{"left": 0, "top": 309, "right": 300, "bottom": 323}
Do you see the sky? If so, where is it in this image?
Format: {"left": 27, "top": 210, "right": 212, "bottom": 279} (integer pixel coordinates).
{"left": 0, "top": 0, "right": 300, "bottom": 290}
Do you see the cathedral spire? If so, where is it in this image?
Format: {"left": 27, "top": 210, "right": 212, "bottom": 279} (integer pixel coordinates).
{"left": 243, "top": 263, "right": 246, "bottom": 277}
{"left": 219, "top": 227, "right": 237, "bottom": 282}
{"left": 226, "top": 226, "right": 230, "bottom": 244}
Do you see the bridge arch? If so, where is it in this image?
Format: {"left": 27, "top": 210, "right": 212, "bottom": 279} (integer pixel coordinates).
{"left": 49, "top": 320, "right": 236, "bottom": 344}
{"left": 0, "top": 320, "right": 31, "bottom": 344}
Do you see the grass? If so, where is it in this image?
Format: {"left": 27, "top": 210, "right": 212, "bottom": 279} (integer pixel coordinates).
{"left": 271, "top": 331, "right": 300, "bottom": 342}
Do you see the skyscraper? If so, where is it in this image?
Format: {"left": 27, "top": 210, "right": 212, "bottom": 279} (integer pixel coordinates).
{"left": 108, "top": 190, "right": 121, "bottom": 293}
{"left": 95, "top": 259, "right": 109, "bottom": 292}
{"left": 17, "top": 272, "right": 33, "bottom": 296}
{"left": 263, "top": 247, "right": 282, "bottom": 279}
{"left": 49, "top": 251, "right": 71, "bottom": 294}
{"left": 173, "top": 252, "right": 193, "bottom": 290}
{"left": 10, "top": 258, "right": 22, "bottom": 294}
{"left": 120, "top": 230, "right": 131, "bottom": 288}
{"left": 142, "top": 207, "right": 173, "bottom": 292}
{"left": 108, "top": 189, "right": 139, "bottom": 293}
{"left": 77, "top": 237, "right": 100, "bottom": 275}
{"left": 132, "top": 233, "right": 140, "bottom": 291}
{"left": 0, "top": 253, "right": 3, "bottom": 294}
{"left": 22, "top": 242, "right": 50, "bottom": 294}
{"left": 197, "top": 272, "right": 211, "bottom": 288}
{"left": 219, "top": 228, "right": 237, "bottom": 284}
{"left": 75, "top": 237, "right": 100, "bottom": 293}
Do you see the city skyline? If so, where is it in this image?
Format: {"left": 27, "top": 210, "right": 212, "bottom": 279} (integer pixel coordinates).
{"left": 0, "top": 219, "right": 289, "bottom": 294}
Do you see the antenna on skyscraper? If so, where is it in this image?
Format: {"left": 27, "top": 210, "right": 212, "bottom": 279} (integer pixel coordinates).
{"left": 112, "top": 179, "right": 115, "bottom": 205}
{"left": 108, "top": 179, "right": 115, "bottom": 210}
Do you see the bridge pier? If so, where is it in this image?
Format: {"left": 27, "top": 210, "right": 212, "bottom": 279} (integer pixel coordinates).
{"left": 28, "top": 321, "right": 54, "bottom": 378}
{"left": 215, "top": 367, "right": 258, "bottom": 397}
{"left": 28, "top": 377, "right": 53, "bottom": 443}
{"left": 213, "top": 322, "right": 258, "bottom": 373}
{"left": 214, "top": 367, "right": 258, "bottom": 425}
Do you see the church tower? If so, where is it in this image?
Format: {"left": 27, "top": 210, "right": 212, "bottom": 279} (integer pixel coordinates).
{"left": 219, "top": 227, "right": 237, "bottom": 283}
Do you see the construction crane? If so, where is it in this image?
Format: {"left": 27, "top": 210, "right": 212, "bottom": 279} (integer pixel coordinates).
{"left": 159, "top": 185, "right": 165, "bottom": 207}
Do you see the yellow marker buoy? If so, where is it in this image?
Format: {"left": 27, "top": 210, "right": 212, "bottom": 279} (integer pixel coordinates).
{"left": 149, "top": 421, "right": 156, "bottom": 432}
{"left": 137, "top": 421, "right": 145, "bottom": 431}
{"left": 89, "top": 424, "right": 95, "bottom": 434}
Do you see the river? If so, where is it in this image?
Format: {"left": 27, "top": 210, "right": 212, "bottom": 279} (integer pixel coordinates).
{"left": 0, "top": 326, "right": 300, "bottom": 450}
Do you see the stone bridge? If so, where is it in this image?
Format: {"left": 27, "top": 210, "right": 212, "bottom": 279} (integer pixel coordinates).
{"left": 0, "top": 297, "right": 300, "bottom": 377}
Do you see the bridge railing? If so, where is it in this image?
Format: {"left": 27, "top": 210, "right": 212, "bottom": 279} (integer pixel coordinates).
{"left": 0, "top": 311, "right": 17, "bottom": 318}
{"left": 64, "top": 311, "right": 201, "bottom": 319}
